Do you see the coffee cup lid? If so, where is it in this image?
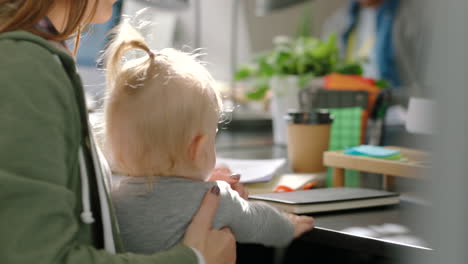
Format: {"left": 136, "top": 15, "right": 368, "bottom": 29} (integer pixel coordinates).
{"left": 285, "top": 109, "right": 333, "bottom": 124}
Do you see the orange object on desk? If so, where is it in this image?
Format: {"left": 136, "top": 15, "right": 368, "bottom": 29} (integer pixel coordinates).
{"left": 273, "top": 180, "right": 319, "bottom": 193}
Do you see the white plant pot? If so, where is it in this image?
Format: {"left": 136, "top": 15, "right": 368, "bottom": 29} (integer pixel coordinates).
{"left": 270, "top": 76, "right": 301, "bottom": 145}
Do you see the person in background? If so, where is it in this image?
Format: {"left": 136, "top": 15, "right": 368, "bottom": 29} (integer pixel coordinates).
{"left": 103, "top": 23, "right": 315, "bottom": 254}
{"left": 0, "top": 0, "right": 237, "bottom": 263}
{"left": 323, "top": 0, "right": 401, "bottom": 88}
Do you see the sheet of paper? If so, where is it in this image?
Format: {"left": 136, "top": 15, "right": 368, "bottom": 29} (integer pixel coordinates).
{"left": 216, "top": 157, "right": 287, "bottom": 183}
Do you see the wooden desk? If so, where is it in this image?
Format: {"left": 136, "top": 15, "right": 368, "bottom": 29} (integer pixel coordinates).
{"left": 216, "top": 130, "right": 431, "bottom": 264}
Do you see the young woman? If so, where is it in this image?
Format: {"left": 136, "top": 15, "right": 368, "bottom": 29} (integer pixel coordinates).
{"left": 0, "top": 1, "right": 236, "bottom": 263}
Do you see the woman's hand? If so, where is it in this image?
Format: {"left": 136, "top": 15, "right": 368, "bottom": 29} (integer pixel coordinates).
{"left": 209, "top": 167, "right": 249, "bottom": 199}
{"left": 284, "top": 213, "right": 315, "bottom": 238}
{"left": 184, "top": 186, "right": 236, "bottom": 264}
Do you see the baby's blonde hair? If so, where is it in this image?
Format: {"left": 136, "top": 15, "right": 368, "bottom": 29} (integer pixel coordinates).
{"left": 104, "top": 23, "right": 222, "bottom": 177}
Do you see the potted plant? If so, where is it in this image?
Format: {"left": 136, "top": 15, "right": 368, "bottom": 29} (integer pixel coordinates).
{"left": 234, "top": 34, "right": 363, "bottom": 144}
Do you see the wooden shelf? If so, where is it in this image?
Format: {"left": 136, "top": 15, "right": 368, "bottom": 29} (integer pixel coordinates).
{"left": 324, "top": 146, "right": 430, "bottom": 189}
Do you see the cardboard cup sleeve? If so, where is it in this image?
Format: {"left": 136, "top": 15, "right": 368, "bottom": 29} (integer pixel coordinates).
{"left": 287, "top": 124, "right": 331, "bottom": 173}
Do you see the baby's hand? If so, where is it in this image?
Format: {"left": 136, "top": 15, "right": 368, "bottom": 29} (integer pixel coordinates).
{"left": 209, "top": 167, "right": 249, "bottom": 200}
{"left": 284, "top": 213, "right": 314, "bottom": 238}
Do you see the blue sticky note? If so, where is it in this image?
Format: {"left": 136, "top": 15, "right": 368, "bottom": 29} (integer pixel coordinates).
{"left": 344, "top": 145, "right": 401, "bottom": 158}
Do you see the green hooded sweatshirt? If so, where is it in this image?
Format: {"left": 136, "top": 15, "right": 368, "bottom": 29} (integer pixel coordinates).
{"left": 0, "top": 31, "right": 198, "bottom": 264}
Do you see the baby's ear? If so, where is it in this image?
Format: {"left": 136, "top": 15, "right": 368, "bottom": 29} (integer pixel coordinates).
{"left": 188, "top": 134, "right": 208, "bottom": 162}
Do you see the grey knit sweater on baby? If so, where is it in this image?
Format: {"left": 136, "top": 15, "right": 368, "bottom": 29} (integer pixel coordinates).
{"left": 111, "top": 176, "right": 294, "bottom": 254}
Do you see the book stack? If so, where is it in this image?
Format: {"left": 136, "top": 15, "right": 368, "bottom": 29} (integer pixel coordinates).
{"left": 249, "top": 187, "right": 400, "bottom": 214}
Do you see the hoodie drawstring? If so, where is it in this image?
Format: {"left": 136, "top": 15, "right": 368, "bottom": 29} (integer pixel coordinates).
{"left": 78, "top": 137, "right": 116, "bottom": 254}
{"left": 79, "top": 147, "right": 95, "bottom": 224}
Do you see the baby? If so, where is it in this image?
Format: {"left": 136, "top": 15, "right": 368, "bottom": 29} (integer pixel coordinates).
{"left": 104, "top": 23, "right": 314, "bottom": 254}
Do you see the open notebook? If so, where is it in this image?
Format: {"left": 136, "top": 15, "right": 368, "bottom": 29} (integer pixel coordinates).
{"left": 216, "top": 157, "right": 286, "bottom": 183}
{"left": 249, "top": 187, "right": 400, "bottom": 214}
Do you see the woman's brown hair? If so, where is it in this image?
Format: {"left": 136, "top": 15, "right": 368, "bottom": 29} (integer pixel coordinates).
{"left": 0, "top": 0, "right": 98, "bottom": 53}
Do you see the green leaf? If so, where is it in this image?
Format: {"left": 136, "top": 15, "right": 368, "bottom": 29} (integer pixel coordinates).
{"left": 334, "top": 63, "right": 364, "bottom": 75}
{"left": 246, "top": 80, "right": 269, "bottom": 100}
{"left": 258, "top": 57, "right": 275, "bottom": 77}
{"left": 375, "top": 79, "right": 389, "bottom": 89}
{"left": 234, "top": 65, "right": 256, "bottom": 80}
{"left": 271, "top": 49, "right": 293, "bottom": 74}
{"left": 309, "top": 34, "right": 338, "bottom": 59}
